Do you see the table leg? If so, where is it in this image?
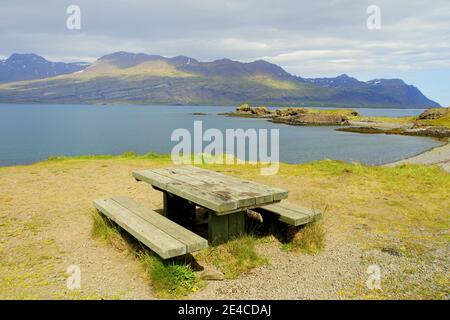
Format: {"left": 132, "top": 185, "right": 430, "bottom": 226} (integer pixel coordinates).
{"left": 208, "top": 211, "right": 245, "bottom": 245}
{"left": 163, "top": 191, "right": 196, "bottom": 227}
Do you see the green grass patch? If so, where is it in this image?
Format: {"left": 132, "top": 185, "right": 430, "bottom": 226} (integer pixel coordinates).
{"left": 418, "top": 113, "right": 450, "bottom": 129}
{"left": 351, "top": 115, "right": 415, "bottom": 124}
{"left": 289, "top": 217, "right": 325, "bottom": 254}
{"left": 46, "top": 151, "right": 170, "bottom": 163}
{"left": 137, "top": 251, "right": 202, "bottom": 298}
{"left": 90, "top": 210, "right": 128, "bottom": 251}
{"left": 196, "top": 235, "right": 268, "bottom": 279}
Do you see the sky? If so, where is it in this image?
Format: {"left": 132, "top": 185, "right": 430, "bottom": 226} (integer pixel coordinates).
{"left": 1, "top": 0, "right": 449, "bottom": 105}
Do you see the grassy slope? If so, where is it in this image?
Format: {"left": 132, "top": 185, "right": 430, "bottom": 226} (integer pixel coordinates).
{"left": 418, "top": 113, "right": 450, "bottom": 128}
{"left": 0, "top": 154, "right": 448, "bottom": 299}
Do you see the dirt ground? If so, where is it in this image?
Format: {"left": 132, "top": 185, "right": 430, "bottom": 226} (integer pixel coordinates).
{"left": 0, "top": 157, "right": 448, "bottom": 299}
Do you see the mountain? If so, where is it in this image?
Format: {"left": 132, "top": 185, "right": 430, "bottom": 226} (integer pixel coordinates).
{"left": 0, "top": 53, "right": 89, "bottom": 83}
{"left": 0, "top": 52, "right": 440, "bottom": 108}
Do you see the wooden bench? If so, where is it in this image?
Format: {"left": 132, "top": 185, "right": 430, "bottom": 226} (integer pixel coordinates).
{"left": 252, "top": 201, "right": 321, "bottom": 226}
{"left": 93, "top": 196, "right": 208, "bottom": 259}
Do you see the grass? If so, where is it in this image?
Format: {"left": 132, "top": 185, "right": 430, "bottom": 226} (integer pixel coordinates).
{"left": 288, "top": 217, "right": 326, "bottom": 254}
{"left": 202, "top": 159, "right": 450, "bottom": 254}
{"left": 196, "top": 235, "right": 268, "bottom": 279}
{"left": 351, "top": 115, "right": 416, "bottom": 124}
{"left": 75, "top": 60, "right": 195, "bottom": 80}
{"left": 418, "top": 112, "right": 450, "bottom": 129}
{"left": 246, "top": 75, "right": 299, "bottom": 90}
{"left": 46, "top": 151, "right": 170, "bottom": 163}
{"left": 1, "top": 154, "right": 449, "bottom": 299}
{"left": 137, "top": 251, "right": 202, "bottom": 298}
{"left": 90, "top": 209, "right": 268, "bottom": 294}
{"left": 306, "top": 108, "right": 357, "bottom": 117}
{"left": 90, "top": 210, "right": 128, "bottom": 251}
{"left": 90, "top": 209, "right": 202, "bottom": 298}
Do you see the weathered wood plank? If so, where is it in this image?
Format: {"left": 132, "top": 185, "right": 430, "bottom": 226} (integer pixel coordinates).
{"left": 254, "top": 201, "right": 321, "bottom": 226}
{"left": 135, "top": 168, "right": 237, "bottom": 212}
{"left": 208, "top": 212, "right": 229, "bottom": 245}
{"left": 186, "top": 166, "right": 288, "bottom": 203}
{"left": 165, "top": 182, "right": 237, "bottom": 212}
{"left": 93, "top": 198, "right": 186, "bottom": 259}
{"left": 111, "top": 196, "right": 207, "bottom": 253}
{"left": 171, "top": 167, "right": 257, "bottom": 208}
{"left": 228, "top": 211, "right": 246, "bottom": 239}
{"left": 162, "top": 192, "right": 196, "bottom": 227}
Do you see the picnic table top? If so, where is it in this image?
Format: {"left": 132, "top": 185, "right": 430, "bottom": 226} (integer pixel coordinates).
{"left": 132, "top": 166, "right": 288, "bottom": 214}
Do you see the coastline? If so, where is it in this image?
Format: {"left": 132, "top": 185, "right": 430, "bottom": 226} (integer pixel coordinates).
{"left": 383, "top": 138, "right": 450, "bottom": 172}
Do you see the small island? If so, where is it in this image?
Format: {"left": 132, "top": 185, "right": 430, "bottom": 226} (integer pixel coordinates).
{"left": 225, "top": 104, "right": 450, "bottom": 138}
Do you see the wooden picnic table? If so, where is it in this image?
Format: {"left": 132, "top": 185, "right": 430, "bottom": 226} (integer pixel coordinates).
{"left": 132, "top": 166, "right": 288, "bottom": 244}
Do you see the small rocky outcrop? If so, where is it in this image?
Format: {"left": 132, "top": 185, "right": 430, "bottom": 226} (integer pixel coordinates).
{"left": 229, "top": 105, "right": 358, "bottom": 126}
{"left": 273, "top": 113, "right": 350, "bottom": 126}
{"left": 233, "top": 104, "right": 272, "bottom": 117}
{"left": 274, "top": 107, "right": 308, "bottom": 117}
{"left": 417, "top": 108, "right": 449, "bottom": 120}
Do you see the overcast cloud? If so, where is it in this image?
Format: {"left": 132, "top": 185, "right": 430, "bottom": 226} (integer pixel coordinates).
{"left": 1, "top": 0, "right": 449, "bottom": 104}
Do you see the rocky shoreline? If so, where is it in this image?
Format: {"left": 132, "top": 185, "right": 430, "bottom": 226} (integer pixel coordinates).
{"left": 337, "top": 125, "right": 450, "bottom": 138}
{"left": 225, "top": 105, "right": 450, "bottom": 138}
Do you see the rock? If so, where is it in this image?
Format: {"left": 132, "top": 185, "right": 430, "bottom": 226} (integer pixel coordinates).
{"left": 417, "top": 108, "right": 449, "bottom": 120}
{"left": 274, "top": 107, "right": 308, "bottom": 117}
{"left": 234, "top": 104, "right": 272, "bottom": 116}
{"left": 405, "top": 126, "right": 450, "bottom": 138}
{"left": 199, "top": 267, "right": 225, "bottom": 281}
{"left": 273, "top": 113, "right": 350, "bottom": 125}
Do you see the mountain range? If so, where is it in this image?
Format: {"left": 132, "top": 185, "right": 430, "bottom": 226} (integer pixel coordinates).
{"left": 0, "top": 53, "right": 88, "bottom": 83}
{"left": 0, "top": 52, "right": 440, "bottom": 108}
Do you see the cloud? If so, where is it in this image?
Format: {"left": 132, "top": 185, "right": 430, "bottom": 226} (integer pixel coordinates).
{"left": 0, "top": 0, "right": 449, "bottom": 103}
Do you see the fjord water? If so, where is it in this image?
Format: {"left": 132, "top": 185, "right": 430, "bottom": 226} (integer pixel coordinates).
{"left": 0, "top": 104, "right": 442, "bottom": 167}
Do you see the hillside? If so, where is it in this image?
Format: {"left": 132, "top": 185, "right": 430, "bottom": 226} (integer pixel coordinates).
{"left": 0, "top": 52, "right": 440, "bottom": 108}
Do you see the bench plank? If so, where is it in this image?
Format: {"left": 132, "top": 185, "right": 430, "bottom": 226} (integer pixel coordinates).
{"left": 94, "top": 198, "right": 186, "bottom": 259}
{"left": 111, "top": 196, "right": 207, "bottom": 252}
{"left": 254, "top": 201, "right": 321, "bottom": 226}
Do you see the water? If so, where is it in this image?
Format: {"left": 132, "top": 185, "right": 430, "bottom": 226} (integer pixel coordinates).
{"left": 0, "top": 104, "right": 441, "bottom": 166}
